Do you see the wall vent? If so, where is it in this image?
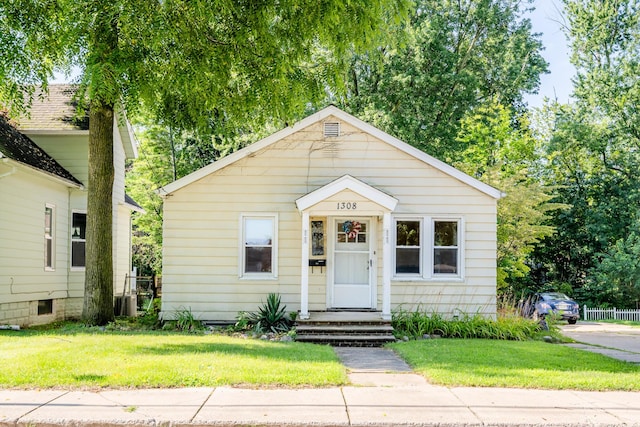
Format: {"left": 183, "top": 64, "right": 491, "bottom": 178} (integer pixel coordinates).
{"left": 323, "top": 122, "right": 341, "bottom": 138}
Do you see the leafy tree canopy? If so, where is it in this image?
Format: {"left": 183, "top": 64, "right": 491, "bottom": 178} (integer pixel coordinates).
{"left": 340, "top": 0, "right": 548, "bottom": 160}
{"left": 1, "top": 0, "right": 411, "bottom": 324}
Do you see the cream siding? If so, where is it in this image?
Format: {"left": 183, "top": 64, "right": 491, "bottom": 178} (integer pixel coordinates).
{"left": 112, "top": 127, "right": 131, "bottom": 295}
{"left": 2, "top": 115, "right": 136, "bottom": 326}
{"left": 0, "top": 162, "right": 72, "bottom": 325}
{"left": 26, "top": 134, "right": 89, "bottom": 185}
{"left": 162, "top": 116, "right": 498, "bottom": 321}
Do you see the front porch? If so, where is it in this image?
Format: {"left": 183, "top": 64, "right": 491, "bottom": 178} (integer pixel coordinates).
{"left": 295, "top": 175, "right": 399, "bottom": 321}
{"left": 295, "top": 311, "right": 396, "bottom": 347}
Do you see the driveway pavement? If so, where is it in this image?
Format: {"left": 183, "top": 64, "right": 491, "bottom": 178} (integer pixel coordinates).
{"left": 561, "top": 321, "right": 640, "bottom": 363}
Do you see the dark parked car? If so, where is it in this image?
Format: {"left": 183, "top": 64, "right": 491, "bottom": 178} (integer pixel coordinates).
{"left": 533, "top": 292, "right": 580, "bottom": 324}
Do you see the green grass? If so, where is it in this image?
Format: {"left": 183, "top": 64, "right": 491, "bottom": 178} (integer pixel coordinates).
{"left": 0, "top": 327, "right": 346, "bottom": 389}
{"left": 389, "top": 338, "right": 640, "bottom": 391}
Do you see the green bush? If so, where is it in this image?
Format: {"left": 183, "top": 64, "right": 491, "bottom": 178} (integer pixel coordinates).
{"left": 392, "top": 308, "right": 544, "bottom": 341}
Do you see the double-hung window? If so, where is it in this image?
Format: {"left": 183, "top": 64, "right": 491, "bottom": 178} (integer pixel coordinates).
{"left": 44, "top": 205, "right": 55, "bottom": 270}
{"left": 241, "top": 214, "right": 277, "bottom": 278}
{"left": 393, "top": 217, "right": 462, "bottom": 279}
{"left": 71, "top": 212, "right": 86, "bottom": 268}
{"left": 395, "top": 220, "right": 421, "bottom": 274}
{"left": 433, "top": 220, "right": 459, "bottom": 275}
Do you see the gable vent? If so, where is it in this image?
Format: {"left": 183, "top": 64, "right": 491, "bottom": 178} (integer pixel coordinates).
{"left": 323, "top": 122, "right": 341, "bottom": 138}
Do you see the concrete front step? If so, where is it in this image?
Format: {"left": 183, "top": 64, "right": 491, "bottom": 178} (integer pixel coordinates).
{"left": 295, "top": 312, "right": 396, "bottom": 346}
{"left": 295, "top": 334, "right": 396, "bottom": 347}
{"left": 296, "top": 324, "right": 394, "bottom": 334}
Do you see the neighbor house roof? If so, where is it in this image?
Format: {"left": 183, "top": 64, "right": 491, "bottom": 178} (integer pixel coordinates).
{"left": 158, "top": 106, "right": 504, "bottom": 199}
{"left": 124, "top": 193, "right": 145, "bottom": 213}
{"left": 16, "top": 85, "right": 138, "bottom": 159}
{"left": 0, "top": 112, "right": 83, "bottom": 187}
{"left": 16, "top": 85, "right": 89, "bottom": 132}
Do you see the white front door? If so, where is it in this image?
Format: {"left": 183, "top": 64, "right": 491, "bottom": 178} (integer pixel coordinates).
{"left": 332, "top": 218, "right": 373, "bottom": 308}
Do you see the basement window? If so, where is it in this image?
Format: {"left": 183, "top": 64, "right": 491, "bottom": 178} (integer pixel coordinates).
{"left": 323, "top": 122, "right": 340, "bottom": 138}
{"left": 38, "top": 299, "right": 53, "bottom": 315}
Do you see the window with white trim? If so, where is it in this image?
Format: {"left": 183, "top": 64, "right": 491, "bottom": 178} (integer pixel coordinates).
{"left": 393, "top": 217, "right": 462, "bottom": 279}
{"left": 241, "top": 214, "right": 277, "bottom": 278}
{"left": 395, "top": 219, "right": 421, "bottom": 274}
{"left": 433, "top": 220, "right": 459, "bottom": 275}
{"left": 71, "top": 211, "right": 86, "bottom": 268}
{"left": 44, "top": 205, "right": 55, "bottom": 270}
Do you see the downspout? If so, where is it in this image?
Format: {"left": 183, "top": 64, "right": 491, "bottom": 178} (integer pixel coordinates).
{"left": 0, "top": 158, "right": 16, "bottom": 179}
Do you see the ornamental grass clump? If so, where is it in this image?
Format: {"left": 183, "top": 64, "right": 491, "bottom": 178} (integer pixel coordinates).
{"left": 163, "top": 307, "right": 204, "bottom": 332}
{"left": 392, "top": 308, "right": 540, "bottom": 341}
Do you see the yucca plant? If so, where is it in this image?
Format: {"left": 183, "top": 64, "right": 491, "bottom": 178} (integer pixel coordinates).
{"left": 247, "top": 293, "right": 293, "bottom": 333}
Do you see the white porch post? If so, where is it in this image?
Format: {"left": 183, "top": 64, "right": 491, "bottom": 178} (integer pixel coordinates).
{"left": 300, "top": 211, "right": 310, "bottom": 319}
{"left": 382, "top": 212, "right": 392, "bottom": 320}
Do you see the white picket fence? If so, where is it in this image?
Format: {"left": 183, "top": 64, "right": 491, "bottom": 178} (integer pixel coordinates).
{"left": 583, "top": 307, "right": 640, "bottom": 322}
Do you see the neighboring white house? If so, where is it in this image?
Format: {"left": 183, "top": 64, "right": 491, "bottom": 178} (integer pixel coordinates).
{"left": 0, "top": 85, "right": 141, "bottom": 326}
{"left": 158, "top": 106, "right": 503, "bottom": 322}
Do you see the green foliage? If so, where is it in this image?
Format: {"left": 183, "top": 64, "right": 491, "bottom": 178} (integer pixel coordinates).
{"left": 238, "top": 293, "right": 294, "bottom": 334}
{"left": 531, "top": 103, "right": 640, "bottom": 306}
{"left": 391, "top": 307, "right": 542, "bottom": 341}
{"left": 1, "top": 0, "right": 411, "bottom": 325}
{"left": 343, "top": 0, "right": 548, "bottom": 159}
{"left": 169, "top": 307, "right": 204, "bottom": 333}
{"left": 586, "top": 229, "right": 640, "bottom": 307}
{"left": 452, "top": 102, "right": 564, "bottom": 293}
{"left": 526, "top": 1, "right": 640, "bottom": 306}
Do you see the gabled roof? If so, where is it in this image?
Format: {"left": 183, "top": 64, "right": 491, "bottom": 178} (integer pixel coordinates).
{"left": 15, "top": 85, "right": 137, "bottom": 159}
{"left": 158, "top": 106, "right": 504, "bottom": 199}
{"left": 296, "top": 175, "right": 398, "bottom": 212}
{"left": 0, "top": 112, "right": 83, "bottom": 187}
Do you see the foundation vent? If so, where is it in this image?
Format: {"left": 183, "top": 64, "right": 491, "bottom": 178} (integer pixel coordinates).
{"left": 323, "top": 122, "right": 341, "bottom": 138}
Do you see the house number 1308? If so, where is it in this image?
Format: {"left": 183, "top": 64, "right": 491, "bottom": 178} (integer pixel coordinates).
{"left": 337, "top": 202, "right": 357, "bottom": 210}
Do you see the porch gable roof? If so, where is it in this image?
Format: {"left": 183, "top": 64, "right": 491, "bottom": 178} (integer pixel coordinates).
{"left": 296, "top": 175, "right": 398, "bottom": 212}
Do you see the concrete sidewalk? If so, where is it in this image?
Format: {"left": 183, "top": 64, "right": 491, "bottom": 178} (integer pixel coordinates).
{"left": 2, "top": 383, "right": 640, "bottom": 426}
{"left": 1, "top": 347, "right": 639, "bottom": 427}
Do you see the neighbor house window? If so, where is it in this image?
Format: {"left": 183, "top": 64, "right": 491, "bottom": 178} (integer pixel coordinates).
{"left": 393, "top": 217, "right": 462, "bottom": 279}
{"left": 241, "top": 214, "right": 277, "bottom": 278}
{"left": 71, "top": 212, "right": 86, "bottom": 268}
{"left": 44, "top": 205, "right": 55, "bottom": 270}
{"left": 38, "top": 299, "right": 53, "bottom": 315}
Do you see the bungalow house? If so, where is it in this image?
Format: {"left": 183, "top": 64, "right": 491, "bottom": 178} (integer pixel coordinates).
{"left": 158, "top": 106, "right": 502, "bottom": 323}
{"left": 0, "top": 85, "right": 141, "bottom": 326}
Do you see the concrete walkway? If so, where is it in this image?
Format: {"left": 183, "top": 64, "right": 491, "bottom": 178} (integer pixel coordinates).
{"left": 561, "top": 322, "right": 640, "bottom": 364}
{"left": 2, "top": 346, "right": 640, "bottom": 427}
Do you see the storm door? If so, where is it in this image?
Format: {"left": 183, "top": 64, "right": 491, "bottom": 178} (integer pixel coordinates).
{"left": 331, "top": 218, "right": 373, "bottom": 308}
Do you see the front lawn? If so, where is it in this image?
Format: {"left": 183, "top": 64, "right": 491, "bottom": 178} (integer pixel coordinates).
{"left": 0, "top": 327, "right": 346, "bottom": 389}
{"left": 389, "top": 338, "right": 640, "bottom": 391}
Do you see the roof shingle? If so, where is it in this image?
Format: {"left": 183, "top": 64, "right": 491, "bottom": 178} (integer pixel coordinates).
{"left": 16, "top": 85, "right": 89, "bottom": 131}
{"left": 0, "top": 112, "right": 83, "bottom": 186}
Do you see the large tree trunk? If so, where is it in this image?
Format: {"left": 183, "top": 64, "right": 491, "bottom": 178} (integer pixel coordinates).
{"left": 83, "top": 103, "right": 115, "bottom": 325}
